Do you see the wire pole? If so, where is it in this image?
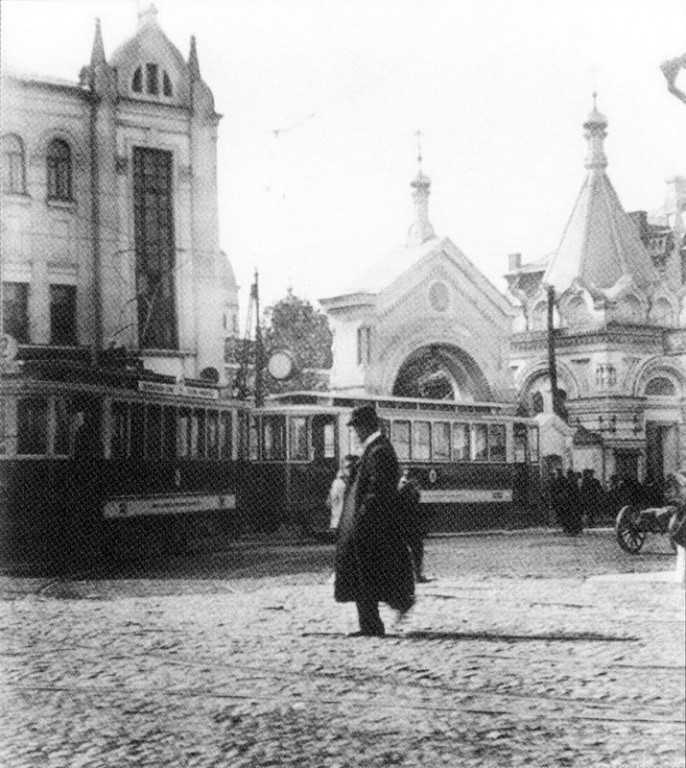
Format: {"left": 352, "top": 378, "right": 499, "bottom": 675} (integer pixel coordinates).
{"left": 254, "top": 269, "right": 264, "bottom": 408}
{"left": 547, "top": 285, "right": 560, "bottom": 418}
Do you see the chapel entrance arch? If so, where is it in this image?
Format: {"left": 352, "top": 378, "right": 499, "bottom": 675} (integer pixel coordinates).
{"left": 391, "top": 344, "right": 491, "bottom": 402}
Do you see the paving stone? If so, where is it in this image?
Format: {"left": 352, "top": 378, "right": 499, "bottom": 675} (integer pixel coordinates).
{"left": 0, "top": 532, "right": 683, "bottom": 767}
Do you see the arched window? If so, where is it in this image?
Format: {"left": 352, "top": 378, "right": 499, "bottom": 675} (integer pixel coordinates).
{"left": 146, "top": 63, "right": 159, "bottom": 95}
{"left": 650, "top": 298, "right": 674, "bottom": 326}
{"left": 531, "top": 302, "right": 547, "bottom": 331}
{"left": 132, "top": 66, "right": 143, "bottom": 93}
{"left": 47, "top": 139, "right": 72, "bottom": 201}
{"left": 132, "top": 64, "right": 173, "bottom": 98}
{"left": 616, "top": 295, "right": 642, "bottom": 323}
{"left": 565, "top": 296, "right": 588, "bottom": 326}
{"left": 2, "top": 134, "right": 26, "bottom": 194}
{"left": 645, "top": 377, "right": 676, "bottom": 396}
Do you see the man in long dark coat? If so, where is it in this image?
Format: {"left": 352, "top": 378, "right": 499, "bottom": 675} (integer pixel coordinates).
{"left": 334, "top": 404, "right": 415, "bottom": 637}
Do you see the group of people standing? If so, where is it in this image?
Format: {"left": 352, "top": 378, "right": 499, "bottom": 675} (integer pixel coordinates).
{"left": 329, "top": 404, "right": 426, "bottom": 637}
{"left": 548, "top": 466, "right": 665, "bottom": 535}
{"left": 549, "top": 468, "right": 604, "bottom": 535}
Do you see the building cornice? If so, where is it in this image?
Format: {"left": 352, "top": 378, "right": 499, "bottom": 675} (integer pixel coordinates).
{"left": 511, "top": 324, "right": 665, "bottom": 353}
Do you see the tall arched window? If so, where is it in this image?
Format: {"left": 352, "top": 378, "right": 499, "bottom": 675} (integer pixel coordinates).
{"left": 650, "top": 298, "right": 674, "bottom": 326}
{"left": 565, "top": 296, "right": 588, "bottom": 326}
{"left": 47, "top": 139, "right": 72, "bottom": 201}
{"left": 2, "top": 134, "right": 26, "bottom": 194}
{"left": 531, "top": 302, "right": 547, "bottom": 331}
{"left": 616, "top": 295, "right": 642, "bottom": 323}
{"left": 163, "top": 71, "right": 173, "bottom": 97}
{"left": 131, "top": 63, "right": 173, "bottom": 98}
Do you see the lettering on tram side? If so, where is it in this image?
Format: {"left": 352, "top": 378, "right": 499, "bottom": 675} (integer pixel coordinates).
{"left": 137, "top": 381, "right": 219, "bottom": 400}
{"left": 103, "top": 493, "right": 236, "bottom": 519}
{"left": 420, "top": 489, "right": 513, "bottom": 504}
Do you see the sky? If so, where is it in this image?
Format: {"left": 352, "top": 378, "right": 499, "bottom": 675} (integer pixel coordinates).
{"left": 1, "top": 0, "right": 685, "bottom": 315}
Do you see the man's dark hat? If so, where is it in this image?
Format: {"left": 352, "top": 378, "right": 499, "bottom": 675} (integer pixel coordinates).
{"left": 347, "top": 403, "right": 378, "bottom": 428}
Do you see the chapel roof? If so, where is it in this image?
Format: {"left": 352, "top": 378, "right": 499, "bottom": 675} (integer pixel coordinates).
{"left": 542, "top": 100, "right": 658, "bottom": 296}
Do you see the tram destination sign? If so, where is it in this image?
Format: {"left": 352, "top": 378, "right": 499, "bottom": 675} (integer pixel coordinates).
{"left": 420, "top": 489, "right": 513, "bottom": 504}
{"left": 138, "top": 380, "right": 219, "bottom": 399}
{"left": 104, "top": 492, "right": 236, "bottom": 519}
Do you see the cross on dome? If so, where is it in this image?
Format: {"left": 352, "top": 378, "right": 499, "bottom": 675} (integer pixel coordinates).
{"left": 138, "top": 2, "right": 159, "bottom": 31}
{"left": 407, "top": 130, "right": 435, "bottom": 245}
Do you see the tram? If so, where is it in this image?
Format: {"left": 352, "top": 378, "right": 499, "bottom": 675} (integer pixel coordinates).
{"left": 240, "top": 392, "right": 544, "bottom": 536}
{"left": 0, "top": 354, "right": 244, "bottom": 565}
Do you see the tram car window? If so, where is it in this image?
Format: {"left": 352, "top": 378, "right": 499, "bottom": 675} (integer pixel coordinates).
{"left": 513, "top": 422, "right": 527, "bottom": 463}
{"left": 489, "top": 424, "right": 507, "bottom": 463}
{"left": 323, "top": 421, "right": 336, "bottom": 459}
{"left": 471, "top": 424, "right": 488, "bottom": 461}
{"left": 289, "top": 417, "right": 309, "bottom": 462}
{"left": 528, "top": 425, "right": 540, "bottom": 462}
{"left": 162, "top": 406, "right": 176, "bottom": 459}
{"left": 412, "top": 421, "right": 431, "bottom": 461}
{"left": 219, "top": 411, "right": 232, "bottom": 460}
{"left": 17, "top": 397, "right": 48, "bottom": 455}
{"left": 432, "top": 421, "right": 451, "bottom": 462}
{"left": 451, "top": 423, "right": 470, "bottom": 461}
{"left": 391, "top": 420, "right": 411, "bottom": 461}
{"left": 130, "top": 402, "right": 145, "bottom": 461}
{"left": 145, "top": 404, "right": 163, "bottom": 460}
{"left": 53, "top": 398, "right": 72, "bottom": 456}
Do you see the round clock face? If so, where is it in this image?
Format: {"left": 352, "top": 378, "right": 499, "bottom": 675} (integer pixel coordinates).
{"left": 429, "top": 281, "right": 449, "bottom": 312}
{"left": 267, "top": 350, "right": 295, "bottom": 380}
{"left": 0, "top": 334, "right": 18, "bottom": 361}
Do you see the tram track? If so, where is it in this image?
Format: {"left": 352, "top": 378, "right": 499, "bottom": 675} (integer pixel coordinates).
{"left": 1, "top": 677, "right": 682, "bottom": 728}
{"left": 1, "top": 643, "right": 683, "bottom": 726}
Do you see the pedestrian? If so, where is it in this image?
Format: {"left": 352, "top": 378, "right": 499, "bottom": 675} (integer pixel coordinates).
{"left": 563, "top": 469, "right": 583, "bottom": 535}
{"left": 398, "top": 468, "right": 430, "bottom": 583}
{"left": 66, "top": 402, "right": 103, "bottom": 562}
{"left": 580, "top": 469, "right": 604, "bottom": 528}
{"left": 327, "top": 455, "right": 356, "bottom": 533}
{"left": 334, "top": 404, "right": 415, "bottom": 637}
{"left": 549, "top": 466, "right": 567, "bottom": 531}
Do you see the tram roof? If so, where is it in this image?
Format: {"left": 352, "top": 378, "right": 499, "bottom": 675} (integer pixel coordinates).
{"left": 2, "top": 358, "right": 242, "bottom": 404}
{"left": 266, "top": 391, "right": 515, "bottom": 415}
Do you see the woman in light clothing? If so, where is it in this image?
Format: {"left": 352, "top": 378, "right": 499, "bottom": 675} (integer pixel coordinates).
{"left": 328, "top": 455, "right": 357, "bottom": 531}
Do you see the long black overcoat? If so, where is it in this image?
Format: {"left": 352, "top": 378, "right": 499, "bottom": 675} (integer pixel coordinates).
{"left": 334, "top": 434, "right": 415, "bottom": 612}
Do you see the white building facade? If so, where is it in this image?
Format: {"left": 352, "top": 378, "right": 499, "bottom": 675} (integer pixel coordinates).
{"left": 320, "top": 169, "right": 514, "bottom": 403}
{"left": 505, "top": 102, "right": 686, "bottom": 486}
{"left": 1, "top": 6, "right": 238, "bottom": 382}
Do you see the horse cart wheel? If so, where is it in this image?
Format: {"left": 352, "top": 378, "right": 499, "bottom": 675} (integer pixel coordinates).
{"left": 615, "top": 505, "right": 646, "bottom": 554}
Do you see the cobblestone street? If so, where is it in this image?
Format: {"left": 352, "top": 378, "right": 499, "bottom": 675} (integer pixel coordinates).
{"left": 0, "top": 530, "right": 684, "bottom": 767}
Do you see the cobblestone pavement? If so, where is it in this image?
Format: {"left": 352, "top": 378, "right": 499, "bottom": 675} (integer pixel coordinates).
{"left": 0, "top": 530, "right": 684, "bottom": 767}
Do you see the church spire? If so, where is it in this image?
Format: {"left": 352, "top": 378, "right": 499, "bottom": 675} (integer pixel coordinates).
{"left": 584, "top": 92, "right": 608, "bottom": 171}
{"left": 90, "top": 17, "right": 106, "bottom": 68}
{"left": 407, "top": 130, "right": 436, "bottom": 246}
{"left": 542, "top": 99, "right": 656, "bottom": 296}
{"left": 188, "top": 35, "right": 201, "bottom": 79}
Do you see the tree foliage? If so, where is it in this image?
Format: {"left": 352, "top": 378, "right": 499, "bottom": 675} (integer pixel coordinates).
{"left": 262, "top": 291, "right": 333, "bottom": 393}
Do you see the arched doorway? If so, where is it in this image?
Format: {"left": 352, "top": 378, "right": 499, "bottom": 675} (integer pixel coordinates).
{"left": 392, "top": 344, "right": 490, "bottom": 401}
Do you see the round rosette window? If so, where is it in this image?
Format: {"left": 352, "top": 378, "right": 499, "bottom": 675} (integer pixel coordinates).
{"left": 429, "top": 281, "right": 449, "bottom": 312}
{"left": 267, "top": 349, "right": 296, "bottom": 380}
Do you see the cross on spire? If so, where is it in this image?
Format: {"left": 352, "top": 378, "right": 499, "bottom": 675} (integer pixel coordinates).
{"left": 416, "top": 129, "right": 423, "bottom": 174}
